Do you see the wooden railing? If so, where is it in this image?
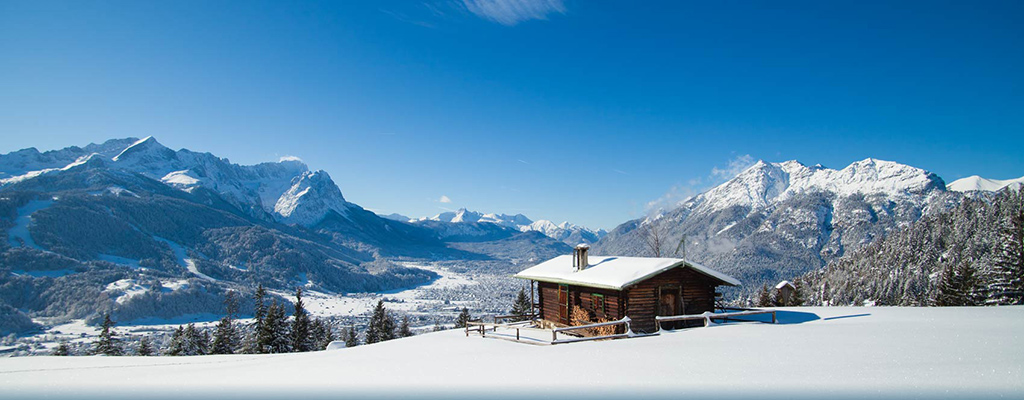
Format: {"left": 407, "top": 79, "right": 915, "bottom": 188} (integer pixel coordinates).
{"left": 655, "top": 309, "right": 776, "bottom": 331}
{"left": 465, "top": 316, "right": 633, "bottom": 344}
{"left": 550, "top": 317, "right": 632, "bottom": 344}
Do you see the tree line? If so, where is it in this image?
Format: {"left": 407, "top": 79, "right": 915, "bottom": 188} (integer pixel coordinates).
{"left": 57, "top": 284, "right": 433, "bottom": 357}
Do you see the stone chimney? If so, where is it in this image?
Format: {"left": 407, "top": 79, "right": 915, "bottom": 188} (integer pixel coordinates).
{"left": 572, "top": 243, "right": 590, "bottom": 271}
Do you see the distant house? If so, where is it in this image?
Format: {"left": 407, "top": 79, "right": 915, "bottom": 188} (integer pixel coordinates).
{"left": 775, "top": 281, "right": 796, "bottom": 305}
{"left": 513, "top": 245, "right": 741, "bottom": 333}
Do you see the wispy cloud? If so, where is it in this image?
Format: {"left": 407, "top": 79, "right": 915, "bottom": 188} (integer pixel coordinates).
{"left": 645, "top": 154, "right": 757, "bottom": 213}
{"left": 438, "top": 195, "right": 452, "bottom": 203}
{"left": 612, "top": 168, "right": 629, "bottom": 175}
{"left": 517, "top": 159, "right": 530, "bottom": 165}
{"left": 278, "top": 155, "right": 303, "bottom": 162}
{"left": 462, "top": 0, "right": 566, "bottom": 26}
{"left": 711, "top": 154, "right": 755, "bottom": 181}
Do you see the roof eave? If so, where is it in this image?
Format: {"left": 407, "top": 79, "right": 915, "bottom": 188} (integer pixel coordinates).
{"left": 512, "top": 275, "right": 625, "bottom": 291}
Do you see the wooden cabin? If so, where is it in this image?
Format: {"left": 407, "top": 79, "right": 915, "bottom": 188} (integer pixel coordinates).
{"left": 513, "top": 244, "right": 741, "bottom": 333}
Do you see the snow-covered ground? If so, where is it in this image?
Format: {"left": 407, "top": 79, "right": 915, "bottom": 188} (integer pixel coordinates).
{"left": 1, "top": 307, "right": 1021, "bottom": 400}
{"left": 270, "top": 263, "right": 479, "bottom": 318}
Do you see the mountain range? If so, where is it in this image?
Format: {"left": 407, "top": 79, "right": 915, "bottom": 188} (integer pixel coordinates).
{"left": 593, "top": 158, "right": 972, "bottom": 293}
{"left": 0, "top": 137, "right": 570, "bottom": 331}
{"left": 403, "top": 208, "right": 607, "bottom": 245}
{"left": 1, "top": 136, "right": 1020, "bottom": 333}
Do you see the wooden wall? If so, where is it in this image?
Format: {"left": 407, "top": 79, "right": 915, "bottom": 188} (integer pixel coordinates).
{"left": 623, "top": 268, "right": 719, "bottom": 333}
{"left": 537, "top": 282, "right": 624, "bottom": 326}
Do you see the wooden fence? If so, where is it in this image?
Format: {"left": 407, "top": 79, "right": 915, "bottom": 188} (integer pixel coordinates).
{"left": 465, "top": 316, "right": 633, "bottom": 345}
{"left": 655, "top": 309, "right": 776, "bottom": 331}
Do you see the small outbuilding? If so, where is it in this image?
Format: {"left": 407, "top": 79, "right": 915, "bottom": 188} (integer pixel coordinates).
{"left": 775, "top": 281, "right": 796, "bottom": 305}
{"left": 514, "top": 245, "right": 741, "bottom": 333}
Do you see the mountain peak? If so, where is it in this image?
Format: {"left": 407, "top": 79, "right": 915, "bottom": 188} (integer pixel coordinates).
{"left": 948, "top": 175, "right": 1024, "bottom": 192}
{"left": 111, "top": 136, "right": 174, "bottom": 163}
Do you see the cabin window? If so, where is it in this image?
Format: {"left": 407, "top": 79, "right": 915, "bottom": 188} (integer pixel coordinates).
{"left": 593, "top": 293, "right": 605, "bottom": 315}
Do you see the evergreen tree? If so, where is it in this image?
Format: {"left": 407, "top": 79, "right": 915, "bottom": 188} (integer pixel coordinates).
{"left": 398, "top": 315, "right": 413, "bottom": 338}
{"left": 935, "top": 263, "right": 984, "bottom": 306}
{"left": 756, "top": 284, "right": 773, "bottom": 307}
{"left": 251, "top": 284, "right": 270, "bottom": 354}
{"left": 310, "top": 318, "right": 335, "bottom": 350}
{"left": 991, "top": 207, "right": 1024, "bottom": 305}
{"left": 91, "top": 314, "right": 122, "bottom": 356}
{"left": 181, "top": 323, "right": 207, "bottom": 356}
{"left": 343, "top": 326, "right": 359, "bottom": 348}
{"left": 263, "top": 300, "right": 291, "bottom": 353}
{"left": 137, "top": 336, "right": 154, "bottom": 356}
{"left": 454, "top": 307, "right": 471, "bottom": 328}
{"left": 291, "top": 287, "right": 313, "bottom": 352}
{"left": 789, "top": 279, "right": 806, "bottom": 306}
{"left": 166, "top": 325, "right": 185, "bottom": 356}
{"left": 509, "top": 288, "right": 532, "bottom": 321}
{"left": 211, "top": 291, "right": 240, "bottom": 355}
{"left": 432, "top": 319, "right": 445, "bottom": 332}
{"left": 52, "top": 341, "right": 70, "bottom": 356}
{"left": 365, "top": 300, "right": 396, "bottom": 344}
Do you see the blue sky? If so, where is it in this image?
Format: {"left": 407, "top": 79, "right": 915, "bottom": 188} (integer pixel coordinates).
{"left": 1, "top": 0, "right": 1022, "bottom": 229}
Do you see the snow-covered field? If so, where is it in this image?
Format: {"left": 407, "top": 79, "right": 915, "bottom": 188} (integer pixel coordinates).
{"left": 1, "top": 307, "right": 1021, "bottom": 400}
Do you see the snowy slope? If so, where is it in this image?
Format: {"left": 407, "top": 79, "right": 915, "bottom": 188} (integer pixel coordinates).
{"left": 0, "top": 307, "right": 1021, "bottom": 399}
{"left": 947, "top": 175, "right": 1024, "bottom": 192}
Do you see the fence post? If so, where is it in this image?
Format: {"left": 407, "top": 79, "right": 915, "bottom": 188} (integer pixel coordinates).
{"left": 771, "top": 311, "right": 777, "bottom": 324}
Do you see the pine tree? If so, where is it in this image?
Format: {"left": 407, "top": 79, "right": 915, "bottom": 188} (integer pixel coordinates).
{"left": 365, "top": 300, "right": 396, "bottom": 344}
{"left": 166, "top": 325, "right": 185, "bottom": 356}
{"left": 291, "top": 288, "right": 313, "bottom": 352}
{"left": 181, "top": 323, "right": 207, "bottom": 356}
{"left": 343, "top": 326, "right": 359, "bottom": 348}
{"left": 935, "top": 263, "right": 984, "bottom": 306}
{"left": 251, "top": 284, "right": 270, "bottom": 354}
{"left": 52, "top": 341, "right": 70, "bottom": 356}
{"left": 991, "top": 207, "right": 1024, "bottom": 305}
{"left": 263, "top": 301, "right": 291, "bottom": 353}
{"left": 211, "top": 291, "right": 240, "bottom": 355}
{"left": 432, "top": 319, "right": 445, "bottom": 332}
{"left": 398, "top": 315, "right": 413, "bottom": 338}
{"left": 137, "top": 336, "right": 154, "bottom": 356}
{"left": 756, "top": 284, "right": 773, "bottom": 307}
{"left": 454, "top": 307, "right": 471, "bottom": 328}
{"left": 510, "top": 288, "right": 532, "bottom": 321}
{"left": 310, "top": 318, "right": 335, "bottom": 350}
{"left": 91, "top": 314, "right": 122, "bottom": 356}
{"left": 789, "top": 279, "right": 806, "bottom": 306}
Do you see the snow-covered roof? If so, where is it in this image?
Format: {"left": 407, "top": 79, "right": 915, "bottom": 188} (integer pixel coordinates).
{"left": 513, "top": 255, "right": 741, "bottom": 290}
{"left": 775, "top": 280, "right": 795, "bottom": 290}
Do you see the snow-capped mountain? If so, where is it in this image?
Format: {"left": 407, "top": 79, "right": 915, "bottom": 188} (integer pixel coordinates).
{"left": 595, "top": 158, "right": 955, "bottom": 292}
{"left": 1, "top": 137, "right": 352, "bottom": 227}
{"left": 415, "top": 208, "right": 606, "bottom": 244}
{"left": 947, "top": 175, "right": 1024, "bottom": 192}
{"left": 0, "top": 137, "right": 449, "bottom": 328}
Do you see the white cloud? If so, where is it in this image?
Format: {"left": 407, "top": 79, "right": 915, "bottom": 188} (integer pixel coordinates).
{"left": 645, "top": 154, "right": 757, "bottom": 214}
{"left": 279, "top": 155, "right": 303, "bottom": 163}
{"left": 438, "top": 195, "right": 452, "bottom": 203}
{"left": 711, "top": 154, "right": 755, "bottom": 182}
{"left": 462, "top": 0, "right": 565, "bottom": 26}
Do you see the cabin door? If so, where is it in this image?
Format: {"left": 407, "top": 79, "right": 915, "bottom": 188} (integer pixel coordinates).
{"left": 558, "top": 284, "right": 569, "bottom": 324}
{"left": 658, "top": 285, "right": 684, "bottom": 329}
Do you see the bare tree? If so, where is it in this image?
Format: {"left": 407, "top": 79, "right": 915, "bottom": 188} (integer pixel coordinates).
{"left": 637, "top": 220, "right": 668, "bottom": 257}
